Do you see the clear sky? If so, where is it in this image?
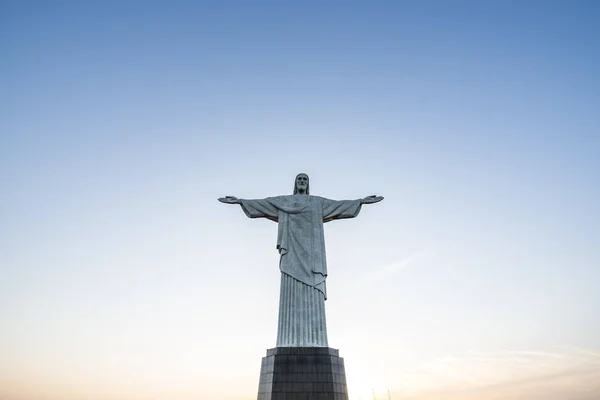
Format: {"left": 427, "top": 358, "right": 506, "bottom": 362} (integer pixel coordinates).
{"left": 1, "top": 1, "right": 599, "bottom": 399}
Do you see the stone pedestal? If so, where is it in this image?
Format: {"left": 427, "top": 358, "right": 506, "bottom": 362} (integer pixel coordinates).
{"left": 257, "top": 347, "right": 348, "bottom": 400}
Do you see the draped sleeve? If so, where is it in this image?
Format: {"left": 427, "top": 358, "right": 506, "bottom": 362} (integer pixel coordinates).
{"left": 239, "top": 197, "right": 286, "bottom": 222}
{"left": 321, "top": 197, "right": 362, "bottom": 222}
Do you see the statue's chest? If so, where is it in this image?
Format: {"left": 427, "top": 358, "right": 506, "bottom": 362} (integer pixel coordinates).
{"left": 288, "top": 198, "right": 318, "bottom": 212}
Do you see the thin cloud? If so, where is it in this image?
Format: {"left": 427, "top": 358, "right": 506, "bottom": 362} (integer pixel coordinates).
{"left": 502, "top": 349, "right": 568, "bottom": 360}
{"left": 385, "top": 346, "right": 600, "bottom": 400}
{"left": 560, "top": 346, "right": 600, "bottom": 358}
{"left": 368, "top": 251, "right": 431, "bottom": 282}
{"left": 471, "top": 366, "right": 600, "bottom": 391}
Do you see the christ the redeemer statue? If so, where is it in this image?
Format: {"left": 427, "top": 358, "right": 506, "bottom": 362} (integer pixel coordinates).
{"left": 218, "top": 173, "right": 383, "bottom": 347}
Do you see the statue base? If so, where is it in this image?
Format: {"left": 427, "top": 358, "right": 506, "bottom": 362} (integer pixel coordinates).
{"left": 257, "top": 347, "right": 349, "bottom": 400}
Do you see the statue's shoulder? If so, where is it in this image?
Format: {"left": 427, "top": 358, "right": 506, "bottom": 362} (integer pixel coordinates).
{"left": 267, "top": 195, "right": 293, "bottom": 202}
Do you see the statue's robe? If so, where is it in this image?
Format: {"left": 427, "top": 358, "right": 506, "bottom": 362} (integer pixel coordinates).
{"left": 239, "top": 195, "right": 362, "bottom": 347}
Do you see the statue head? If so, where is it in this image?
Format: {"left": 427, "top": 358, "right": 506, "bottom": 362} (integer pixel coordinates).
{"left": 293, "top": 173, "right": 309, "bottom": 195}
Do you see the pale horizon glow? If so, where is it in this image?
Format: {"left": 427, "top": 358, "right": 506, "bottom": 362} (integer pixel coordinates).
{"left": 1, "top": 1, "right": 599, "bottom": 400}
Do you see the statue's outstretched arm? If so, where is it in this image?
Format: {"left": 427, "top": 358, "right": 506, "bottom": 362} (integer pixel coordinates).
{"left": 218, "top": 196, "right": 241, "bottom": 204}
{"left": 219, "top": 196, "right": 280, "bottom": 221}
{"left": 360, "top": 195, "right": 384, "bottom": 204}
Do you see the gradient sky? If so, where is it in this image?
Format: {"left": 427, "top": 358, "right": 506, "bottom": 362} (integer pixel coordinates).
{"left": 1, "top": 1, "right": 599, "bottom": 399}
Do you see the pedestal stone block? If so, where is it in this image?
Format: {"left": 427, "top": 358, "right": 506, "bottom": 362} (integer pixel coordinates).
{"left": 257, "top": 347, "right": 348, "bottom": 400}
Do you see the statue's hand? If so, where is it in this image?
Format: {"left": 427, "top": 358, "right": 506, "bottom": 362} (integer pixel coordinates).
{"left": 218, "top": 196, "right": 241, "bottom": 204}
{"left": 361, "top": 195, "right": 384, "bottom": 204}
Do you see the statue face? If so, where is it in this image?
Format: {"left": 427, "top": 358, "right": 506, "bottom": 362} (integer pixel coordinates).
{"left": 295, "top": 174, "right": 309, "bottom": 193}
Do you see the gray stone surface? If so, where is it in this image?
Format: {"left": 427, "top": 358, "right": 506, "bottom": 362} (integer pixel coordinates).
{"left": 219, "top": 174, "right": 383, "bottom": 347}
{"left": 257, "top": 347, "right": 349, "bottom": 400}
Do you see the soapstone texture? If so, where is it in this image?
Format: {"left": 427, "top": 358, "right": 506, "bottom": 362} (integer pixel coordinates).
{"left": 239, "top": 194, "right": 361, "bottom": 347}
{"left": 277, "top": 273, "right": 328, "bottom": 347}
{"left": 239, "top": 195, "right": 362, "bottom": 298}
{"left": 218, "top": 174, "right": 382, "bottom": 348}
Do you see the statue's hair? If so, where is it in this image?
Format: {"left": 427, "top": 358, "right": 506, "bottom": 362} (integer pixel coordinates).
{"left": 293, "top": 173, "right": 310, "bottom": 195}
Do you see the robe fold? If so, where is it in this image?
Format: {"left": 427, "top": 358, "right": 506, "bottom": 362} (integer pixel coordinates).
{"left": 239, "top": 194, "right": 362, "bottom": 347}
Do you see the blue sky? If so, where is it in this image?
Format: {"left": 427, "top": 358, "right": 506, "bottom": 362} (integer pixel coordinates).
{"left": 1, "top": 1, "right": 599, "bottom": 399}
